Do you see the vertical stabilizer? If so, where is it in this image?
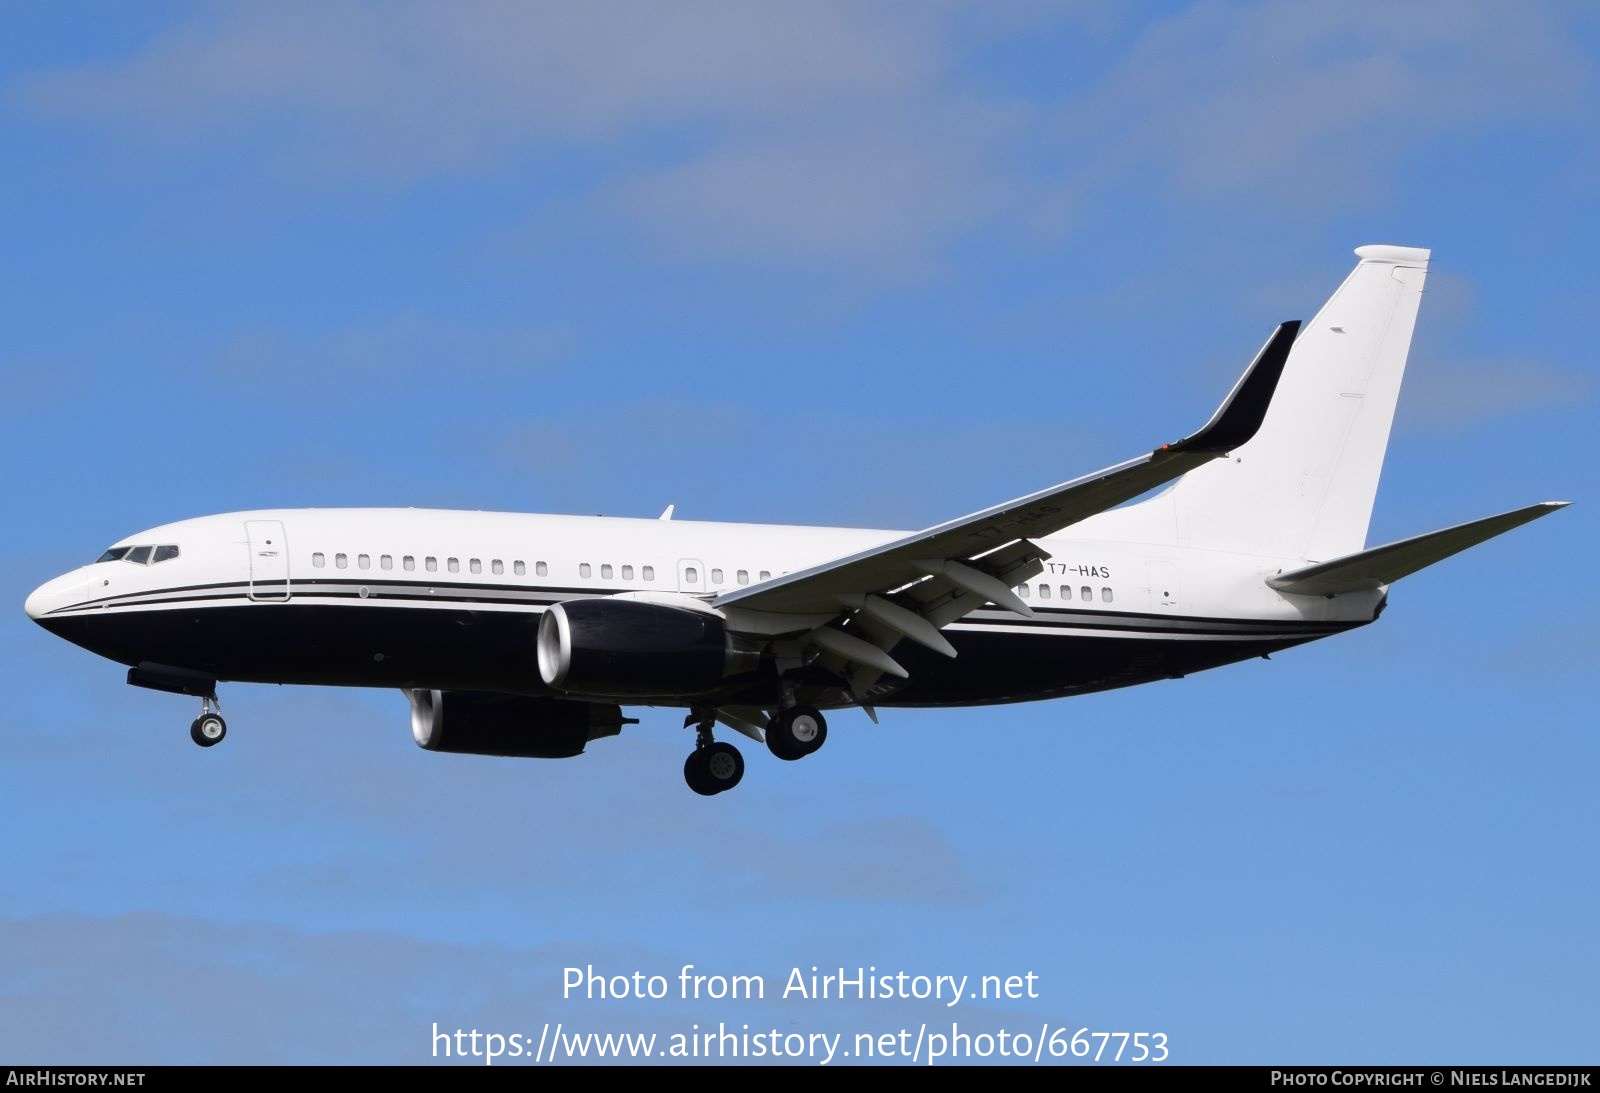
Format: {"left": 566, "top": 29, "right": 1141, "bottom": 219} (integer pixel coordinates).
{"left": 1170, "top": 244, "right": 1430, "bottom": 562}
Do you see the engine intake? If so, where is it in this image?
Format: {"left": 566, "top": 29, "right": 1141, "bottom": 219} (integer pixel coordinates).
{"left": 537, "top": 598, "right": 760, "bottom": 698}
{"left": 407, "top": 689, "right": 627, "bottom": 759}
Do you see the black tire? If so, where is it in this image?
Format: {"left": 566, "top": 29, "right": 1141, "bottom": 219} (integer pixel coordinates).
{"left": 702, "top": 741, "right": 744, "bottom": 791}
{"left": 766, "top": 705, "right": 827, "bottom": 761}
{"left": 685, "top": 742, "right": 743, "bottom": 795}
{"left": 190, "top": 714, "right": 226, "bottom": 748}
{"left": 684, "top": 751, "right": 717, "bottom": 796}
{"left": 765, "top": 723, "right": 801, "bottom": 761}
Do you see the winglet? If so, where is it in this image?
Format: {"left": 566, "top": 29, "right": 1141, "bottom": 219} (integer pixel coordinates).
{"left": 1165, "top": 320, "right": 1300, "bottom": 455}
{"left": 659, "top": 504, "right": 675, "bottom": 521}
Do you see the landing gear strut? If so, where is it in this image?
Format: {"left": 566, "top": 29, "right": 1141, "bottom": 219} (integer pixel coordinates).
{"left": 766, "top": 704, "right": 827, "bottom": 762}
{"left": 189, "top": 695, "right": 226, "bottom": 748}
{"left": 682, "top": 710, "right": 744, "bottom": 796}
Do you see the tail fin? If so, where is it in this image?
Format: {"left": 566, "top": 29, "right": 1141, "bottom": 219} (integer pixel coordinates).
{"left": 1170, "top": 244, "right": 1430, "bottom": 561}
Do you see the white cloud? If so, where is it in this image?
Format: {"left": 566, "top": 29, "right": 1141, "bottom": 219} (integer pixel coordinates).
{"left": 15, "top": 1, "right": 949, "bottom": 175}
{"left": 0, "top": 910, "right": 1062, "bottom": 1061}
{"left": 1401, "top": 354, "right": 1591, "bottom": 429}
{"left": 7, "top": 2, "right": 1039, "bottom": 275}
{"left": 0, "top": 911, "right": 676, "bottom": 1062}
{"left": 1057, "top": 0, "right": 1591, "bottom": 206}
{"left": 1398, "top": 267, "right": 1592, "bottom": 429}
{"left": 210, "top": 313, "right": 572, "bottom": 384}
{"left": 486, "top": 396, "right": 1109, "bottom": 529}
{"left": 10, "top": 1, "right": 1593, "bottom": 275}
{"left": 604, "top": 113, "right": 1023, "bottom": 275}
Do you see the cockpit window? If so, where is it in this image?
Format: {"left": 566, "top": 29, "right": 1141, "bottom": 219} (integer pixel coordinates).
{"left": 97, "top": 543, "right": 181, "bottom": 565}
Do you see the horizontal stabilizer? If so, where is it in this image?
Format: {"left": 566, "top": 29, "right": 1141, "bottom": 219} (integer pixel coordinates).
{"left": 1267, "top": 502, "right": 1569, "bottom": 596}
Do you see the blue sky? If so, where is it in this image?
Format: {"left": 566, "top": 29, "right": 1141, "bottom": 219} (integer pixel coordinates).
{"left": 2, "top": 1, "right": 1595, "bottom": 1065}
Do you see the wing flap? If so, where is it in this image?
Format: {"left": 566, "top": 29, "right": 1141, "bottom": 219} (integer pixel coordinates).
{"left": 843, "top": 594, "right": 958, "bottom": 657}
{"left": 908, "top": 540, "right": 1048, "bottom": 628}
{"left": 1267, "top": 502, "right": 1569, "bottom": 596}
{"left": 834, "top": 545, "right": 1049, "bottom": 700}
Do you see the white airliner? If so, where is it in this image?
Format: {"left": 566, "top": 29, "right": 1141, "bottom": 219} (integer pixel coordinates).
{"left": 25, "top": 245, "right": 1566, "bottom": 794}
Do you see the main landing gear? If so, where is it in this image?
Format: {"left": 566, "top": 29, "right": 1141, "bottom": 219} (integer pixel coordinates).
{"left": 765, "top": 704, "right": 827, "bottom": 762}
{"left": 189, "top": 695, "right": 227, "bottom": 748}
{"left": 681, "top": 700, "right": 831, "bottom": 795}
{"left": 683, "top": 710, "right": 744, "bottom": 796}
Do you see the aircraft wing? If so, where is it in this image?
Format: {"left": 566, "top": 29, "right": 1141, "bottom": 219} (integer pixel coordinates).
{"left": 713, "top": 321, "right": 1299, "bottom": 689}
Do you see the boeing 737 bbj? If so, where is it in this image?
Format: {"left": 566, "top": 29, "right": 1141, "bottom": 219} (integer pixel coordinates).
{"left": 25, "top": 246, "right": 1566, "bottom": 794}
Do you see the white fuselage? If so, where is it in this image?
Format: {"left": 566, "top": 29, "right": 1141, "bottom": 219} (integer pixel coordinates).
{"left": 25, "top": 506, "right": 1375, "bottom": 710}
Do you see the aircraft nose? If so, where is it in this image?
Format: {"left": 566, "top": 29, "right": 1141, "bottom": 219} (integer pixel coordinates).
{"left": 24, "top": 571, "right": 88, "bottom": 622}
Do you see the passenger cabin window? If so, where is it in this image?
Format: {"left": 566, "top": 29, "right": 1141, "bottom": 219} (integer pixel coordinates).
{"left": 601, "top": 564, "right": 613, "bottom": 579}
{"left": 711, "top": 568, "right": 723, "bottom": 584}
{"left": 533, "top": 561, "right": 546, "bottom": 576}
{"left": 470, "top": 559, "right": 482, "bottom": 574}
{"left": 580, "top": 563, "right": 592, "bottom": 578}
{"left": 642, "top": 565, "right": 654, "bottom": 581}
{"left": 622, "top": 565, "right": 634, "bottom": 580}
{"left": 426, "top": 557, "right": 438, "bottom": 572}
{"left": 1101, "top": 587, "right": 1113, "bottom": 603}
{"left": 1080, "top": 585, "right": 1092, "bottom": 601}
{"left": 152, "top": 545, "right": 180, "bottom": 563}
{"left": 447, "top": 558, "right": 459, "bottom": 573}
{"left": 1018, "top": 584, "right": 1030, "bottom": 598}
{"left": 335, "top": 553, "right": 348, "bottom": 569}
{"left": 312, "top": 552, "right": 326, "bottom": 568}
{"left": 1060, "top": 585, "right": 1071, "bottom": 600}
{"left": 1038, "top": 584, "right": 1051, "bottom": 600}
{"left": 358, "top": 554, "right": 370, "bottom": 570}
{"left": 684, "top": 567, "right": 698, "bottom": 582}
{"left": 737, "top": 569, "right": 749, "bottom": 585}
{"left": 403, "top": 555, "right": 416, "bottom": 571}
{"left": 759, "top": 570, "right": 771, "bottom": 580}
{"left": 491, "top": 559, "right": 503, "bottom": 575}
{"left": 380, "top": 555, "right": 393, "bottom": 570}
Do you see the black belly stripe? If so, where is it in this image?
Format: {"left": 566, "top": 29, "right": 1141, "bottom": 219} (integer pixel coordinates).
{"left": 32, "top": 599, "right": 1356, "bottom": 707}
{"left": 48, "top": 586, "right": 1357, "bottom": 641}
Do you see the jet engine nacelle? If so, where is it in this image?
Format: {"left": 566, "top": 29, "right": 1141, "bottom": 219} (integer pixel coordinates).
{"left": 536, "top": 597, "right": 760, "bottom": 698}
{"left": 407, "top": 689, "right": 627, "bottom": 759}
